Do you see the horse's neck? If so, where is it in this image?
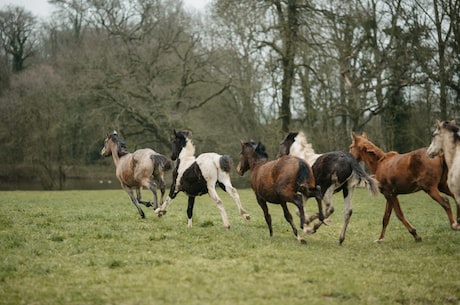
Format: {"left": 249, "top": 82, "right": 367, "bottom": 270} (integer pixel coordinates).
{"left": 444, "top": 143, "right": 460, "bottom": 169}
{"left": 360, "top": 143, "right": 385, "bottom": 174}
{"left": 178, "top": 140, "right": 196, "bottom": 168}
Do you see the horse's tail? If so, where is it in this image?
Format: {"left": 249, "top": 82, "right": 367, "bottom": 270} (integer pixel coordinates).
{"left": 219, "top": 155, "right": 233, "bottom": 173}
{"left": 296, "top": 160, "right": 313, "bottom": 195}
{"left": 151, "top": 154, "right": 173, "bottom": 173}
{"left": 349, "top": 159, "right": 379, "bottom": 196}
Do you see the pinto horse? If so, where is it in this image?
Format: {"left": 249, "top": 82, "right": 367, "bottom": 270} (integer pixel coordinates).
{"left": 155, "top": 130, "right": 250, "bottom": 228}
{"left": 237, "top": 140, "right": 325, "bottom": 243}
{"left": 349, "top": 132, "right": 460, "bottom": 242}
{"left": 427, "top": 120, "right": 460, "bottom": 223}
{"left": 278, "top": 131, "right": 379, "bottom": 244}
{"left": 101, "top": 131, "right": 172, "bottom": 218}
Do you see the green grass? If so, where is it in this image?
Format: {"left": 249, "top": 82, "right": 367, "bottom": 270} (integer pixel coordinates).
{"left": 0, "top": 189, "right": 459, "bottom": 305}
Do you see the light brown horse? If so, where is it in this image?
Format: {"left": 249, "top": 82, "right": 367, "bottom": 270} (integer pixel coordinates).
{"left": 101, "top": 131, "right": 172, "bottom": 218}
{"left": 427, "top": 120, "right": 460, "bottom": 223}
{"left": 349, "top": 132, "right": 459, "bottom": 242}
{"left": 237, "top": 140, "right": 325, "bottom": 243}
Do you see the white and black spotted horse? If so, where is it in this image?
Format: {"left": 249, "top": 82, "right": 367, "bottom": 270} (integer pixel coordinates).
{"left": 155, "top": 130, "right": 250, "bottom": 228}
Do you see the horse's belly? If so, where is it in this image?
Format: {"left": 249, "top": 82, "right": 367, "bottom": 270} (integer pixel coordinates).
{"left": 178, "top": 162, "right": 208, "bottom": 196}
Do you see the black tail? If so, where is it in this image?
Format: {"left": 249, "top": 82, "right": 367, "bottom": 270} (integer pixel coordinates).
{"left": 151, "top": 154, "right": 173, "bottom": 173}
{"left": 296, "top": 160, "right": 312, "bottom": 195}
{"left": 350, "top": 159, "right": 379, "bottom": 196}
{"left": 219, "top": 155, "right": 233, "bottom": 173}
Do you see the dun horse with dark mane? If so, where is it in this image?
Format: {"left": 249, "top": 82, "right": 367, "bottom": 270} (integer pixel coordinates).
{"left": 101, "top": 131, "right": 172, "bottom": 218}
{"left": 237, "top": 140, "right": 324, "bottom": 243}
{"left": 349, "top": 132, "right": 459, "bottom": 242}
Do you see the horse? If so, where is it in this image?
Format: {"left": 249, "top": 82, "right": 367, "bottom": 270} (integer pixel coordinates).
{"left": 155, "top": 130, "right": 250, "bottom": 228}
{"left": 101, "top": 131, "right": 173, "bottom": 218}
{"left": 349, "top": 132, "right": 460, "bottom": 242}
{"left": 278, "top": 131, "right": 379, "bottom": 244}
{"left": 237, "top": 140, "right": 325, "bottom": 243}
{"left": 427, "top": 120, "right": 460, "bottom": 223}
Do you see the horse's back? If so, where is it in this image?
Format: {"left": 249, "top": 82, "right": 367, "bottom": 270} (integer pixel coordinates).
{"left": 378, "top": 148, "right": 445, "bottom": 193}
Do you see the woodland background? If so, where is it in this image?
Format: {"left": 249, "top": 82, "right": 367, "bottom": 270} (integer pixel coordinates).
{"left": 0, "top": 0, "right": 459, "bottom": 189}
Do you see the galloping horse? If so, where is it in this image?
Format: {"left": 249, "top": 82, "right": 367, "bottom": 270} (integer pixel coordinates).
{"left": 427, "top": 120, "right": 460, "bottom": 223}
{"left": 349, "top": 132, "right": 459, "bottom": 242}
{"left": 101, "top": 131, "right": 172, "bottom": 218}
{"left": 155, "top": 130, "right": 250, "bottom": 228}
{"left": 278, "top": 131, "right": 379, "bottom": 244}
{"left": 237, "top": 140, "right": 324, "bottom": 243}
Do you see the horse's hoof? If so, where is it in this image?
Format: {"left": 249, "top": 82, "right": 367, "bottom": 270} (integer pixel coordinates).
{"left": 243, "top": 214, "right": 251, "bottom": 221}
{"left": 415, "top": 236, "right": 422, "bottom": 242}
{"left": 374, "top": 238, "right": 384, "bottom": 243}
{"left": 323, "top": 219, "right": 332, "bottom": 226}
{"left": 299, "top": 239, "right": 307, "bottom": 244}
{"left": 451, "top": 223, "right": 460, "bottom": 230}
{"left": 305, "top": 228, "right": 316, "bottom": 235}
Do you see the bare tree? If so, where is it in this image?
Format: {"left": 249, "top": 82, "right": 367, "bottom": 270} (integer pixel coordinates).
{"left": 0, "top": 6, "right": 37, "bottom": 72}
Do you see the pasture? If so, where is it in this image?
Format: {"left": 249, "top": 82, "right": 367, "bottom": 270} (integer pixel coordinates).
{"left": 0, "top": 188, "right": 459, "bottom": 305}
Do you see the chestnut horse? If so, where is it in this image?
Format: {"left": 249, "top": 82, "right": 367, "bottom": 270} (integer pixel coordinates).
{"left": 101, "top": 131, "right": 172, "bottom": 218}
{"left": 427, "top": 120, "right": 460, "bottom": 223}
{"left": 278, "top": 131, "right": 379, "bottom": 244}
{"left": 237, "top": 140, "right": 324, "bottom": 243}
{"left": 349, "top": 132, "right": 460, "bottom": 242}
{"left": 155, "top": 130, "right": 250, "bottom": 228}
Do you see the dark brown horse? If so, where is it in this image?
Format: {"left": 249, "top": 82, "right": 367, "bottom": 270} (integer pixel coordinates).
{"left": 349, "top": 132, "right": 460, "bottom": 242}
{"left": 237, "top": 140, "right": 324, "bottom": 243}
{"left": 101, "top": 131, "right": 172, "bottom": 218}
{"left": 278, "top": 131, "right": 379, "bottom": 244}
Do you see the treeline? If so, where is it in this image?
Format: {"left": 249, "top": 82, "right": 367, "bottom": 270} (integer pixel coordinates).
{"left": 0, "top": 0, "right": 459, "bottom": 189}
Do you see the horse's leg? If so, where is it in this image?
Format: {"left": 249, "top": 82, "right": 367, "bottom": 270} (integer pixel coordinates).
{"left": 256, "top": 197, "right": 272, "bottom": 236}
{"left": 218, "top": 177, "right": 250, "bottom": 221}
{"left": 281, "top": 201, "right": 305, "bottom": 244}
{"left": 390, "top": 197, "right": 421, "bottom": 242}
{"left": 376, "top": 197, "right": 393, "bottom": 242}
{"left": 339, "top": 185, "right": 353, "bottom": 245}
{"left": 155, "top": 178, "right": 178, "bottom": 217}
{"left": 207, "top": 184, "right": 231, "bottom": 229}
{"left": 122, "top": 185, "right": 145, "bottom": 218}
{"left": 425, "top": 188, "right": 460, "bottom": 230}
{"left": 308, "top": 185, "right": 335, "bottom": 233}
{"left": 136, "top": 187, "right": 153, "bottom": 207}
{"left": 187, "top": 196, "right": 195, "bottom": 228}
{"left": 291, "top": 194, "right": 306, "bottom": 230}
{"left": 145, "top": 180, "right": 159, "bottom": 210}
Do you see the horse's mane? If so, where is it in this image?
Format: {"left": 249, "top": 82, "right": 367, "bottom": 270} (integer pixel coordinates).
{"left": 246, "top": 140, "right": 268, "bottom": 159}
{"left": 110, "top": 132, "right": 129, "bottom": 157}
{"left": 293, "top": 131, "right": 316, "bottom": 156}
{"left": 442, "top": 120, "right": 460, "bottom": 142}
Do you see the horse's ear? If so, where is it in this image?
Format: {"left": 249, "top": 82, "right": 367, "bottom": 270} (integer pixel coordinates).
{"left": 173, "top": 129, "right": 177, "bottom": 136}
{"left": 449, "top": 119, "right": 456, "bottom": 126}
{"left": 362, "top": 132, "right": 367, "bottom": 138}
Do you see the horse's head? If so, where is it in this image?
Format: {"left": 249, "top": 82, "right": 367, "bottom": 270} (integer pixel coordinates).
{"left": 171, "top": 129, "right": 191, "bottom": 161}
{"left": 277, "top": 132, "right": 298, "bottom": 158}
{"left": 237, "top": 140, "right": 268, "bottom": 175}
{"left": 101, "top": 131, "right": 128, "bottom": 158}
{"left": 349, "top": 132, "right": 368, "bottom": 161}
{"left": 427, "top": 120, "right": 459, "bottom": 158}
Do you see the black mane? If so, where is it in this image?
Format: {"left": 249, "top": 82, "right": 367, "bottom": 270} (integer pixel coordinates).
{"left": 110, "top": 132, "right": 129, "bottom": 157}
{"left": 442, "top": 121, "right": 460, "bottom": 142}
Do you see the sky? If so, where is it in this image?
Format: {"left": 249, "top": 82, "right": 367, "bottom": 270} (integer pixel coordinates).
{"left": 0, "top": 0, "right": 210, "bottom": 19}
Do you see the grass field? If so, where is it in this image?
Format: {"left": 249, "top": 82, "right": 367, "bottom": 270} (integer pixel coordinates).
{"left": 0, "top": 188, "right": 459, "bottom": 305}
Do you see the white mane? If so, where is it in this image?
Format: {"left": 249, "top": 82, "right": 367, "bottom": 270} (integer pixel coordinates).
{"left": 290, "top": 131, "right": 322, "bottom": 165}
